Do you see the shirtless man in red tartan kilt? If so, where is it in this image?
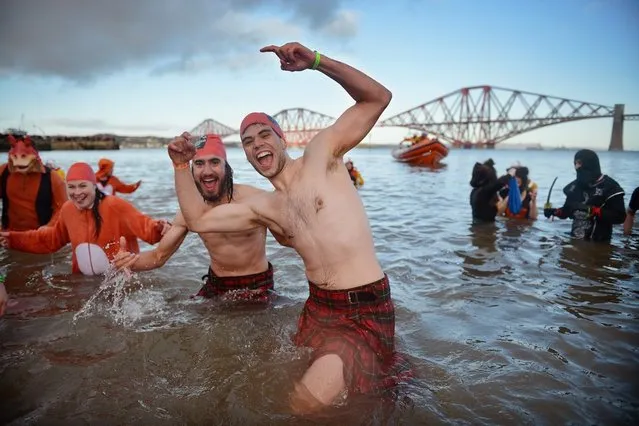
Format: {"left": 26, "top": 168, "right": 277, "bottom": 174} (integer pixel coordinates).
{"left": 170, "top": 42, "right": 409, "bottom": 413}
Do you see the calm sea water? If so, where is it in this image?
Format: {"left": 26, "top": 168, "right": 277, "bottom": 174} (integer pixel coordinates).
{"left": 1, "top": 147, "right": 638, "bottom": 425}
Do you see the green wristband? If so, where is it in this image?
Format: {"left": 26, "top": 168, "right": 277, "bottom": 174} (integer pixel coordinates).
{"left": 311, "top": 51, "right": 321, "bottom": 70}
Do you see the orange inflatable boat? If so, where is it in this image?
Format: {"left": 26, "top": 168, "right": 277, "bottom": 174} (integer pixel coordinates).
{"left": 391, "top": 134, "right": 449, "bottom": 166}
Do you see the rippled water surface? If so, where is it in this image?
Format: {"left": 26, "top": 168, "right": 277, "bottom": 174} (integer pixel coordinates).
{"left": 1, "top": 147, "right": 638, "bottom": 425}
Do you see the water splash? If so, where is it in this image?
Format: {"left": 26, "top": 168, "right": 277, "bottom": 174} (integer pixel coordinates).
{"left": 72, "top": 266, "right": 139, "bottom": 327}
{"left": 72, "top": 266, "right": 192, "bottom": 331}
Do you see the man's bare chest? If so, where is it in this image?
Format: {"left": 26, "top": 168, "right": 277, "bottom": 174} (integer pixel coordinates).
{"left": 199, "top": 228, "right": 262, "bottom": 247}
{"left": 275, "top": 190, "right": 328, "bottom": 237}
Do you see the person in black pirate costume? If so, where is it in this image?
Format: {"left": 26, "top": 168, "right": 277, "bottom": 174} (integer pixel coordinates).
{"left": 544, "top": 149, "right": 626, "bottom": 242}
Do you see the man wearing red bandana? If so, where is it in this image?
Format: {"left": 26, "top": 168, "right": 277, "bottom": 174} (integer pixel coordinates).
{"left": 170, "top": 42, "right": 410, "bottom": 413}
{"left": 113, "top": 134, "right": 283, "bottom": 302}
{"left": 0, "top": 134, "right": 67, "bottom": 231}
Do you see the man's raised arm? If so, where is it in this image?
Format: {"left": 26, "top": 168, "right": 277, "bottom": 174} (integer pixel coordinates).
{"left": 168, "top": 132, "right": 210, "bottom": 228}
{"left": 260, "top": 42, "right": 392, "bottom": 158}
{"left": 168, "top": 133, "right": 264, "bottom": 234}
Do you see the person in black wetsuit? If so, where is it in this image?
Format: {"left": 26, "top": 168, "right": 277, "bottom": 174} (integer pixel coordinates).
{"left": 623, "top": 186, "right": 639, "bottom": 235}
{"left": 544, "top": 149, "right": 626, "bottom": 242}
{"left": 469, "top": 159, "right": 510, "bottom": 222}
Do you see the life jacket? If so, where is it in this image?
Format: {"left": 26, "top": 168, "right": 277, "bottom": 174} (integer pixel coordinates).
{"left": 1, "top": 166, "right": 53, "bottom": 229}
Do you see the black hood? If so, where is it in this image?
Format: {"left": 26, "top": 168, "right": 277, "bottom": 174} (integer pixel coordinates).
{"left": 470, "top": 159, "right": 497, "bottom": 188}
{"left": 574, "top": 149, "right": 601, "bottom": 186}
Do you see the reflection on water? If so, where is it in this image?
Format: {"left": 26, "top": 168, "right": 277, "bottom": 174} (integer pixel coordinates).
{"left": 1, "top": 148, "right": 638, "bottom": 425}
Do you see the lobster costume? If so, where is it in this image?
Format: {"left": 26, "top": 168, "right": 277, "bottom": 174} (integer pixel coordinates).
{"left": 0, "top": 135, "right": 67, "bottom": 231}
{"left": 95, "top": 158, "right": 141, "bottom": 196}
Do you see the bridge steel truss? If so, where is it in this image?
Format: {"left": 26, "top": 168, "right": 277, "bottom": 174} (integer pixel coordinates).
{"left": 190, "top": 119, "right": 238, "bottom": 138}
{"left": 190, "top": 86, "right": 637, "bottom": 149}
{"left": 271, "top": 108, "right": 336, "bottom": 146}
{"left": 378, "top": 85, "right": 633, "bottom": 149}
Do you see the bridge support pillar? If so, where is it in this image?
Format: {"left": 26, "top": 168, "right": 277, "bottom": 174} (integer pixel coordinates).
{"left": 609, "top": 104, "right": 624, "bottom": 151}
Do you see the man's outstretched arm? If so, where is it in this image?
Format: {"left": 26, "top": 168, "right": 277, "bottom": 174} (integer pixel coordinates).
{"left": 260, "top": 43, "right": 391, "bottom": 159}
{"left": 113, "top": 213, "right": 189, "bottom": 271}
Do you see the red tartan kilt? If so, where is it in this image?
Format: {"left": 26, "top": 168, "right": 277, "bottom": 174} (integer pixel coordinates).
{"left": 293, "top": 275, "right": 402, "bottom": 395}
{"left": 196, "top": 263, "right": 274, "bottom": 302}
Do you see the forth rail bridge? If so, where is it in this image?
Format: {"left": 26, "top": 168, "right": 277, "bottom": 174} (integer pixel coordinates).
{"left": 2, "top": 86, "right": 637, "bottom": 152}
{"left": 191, "top": 85, "right": 638, "bottom": 151}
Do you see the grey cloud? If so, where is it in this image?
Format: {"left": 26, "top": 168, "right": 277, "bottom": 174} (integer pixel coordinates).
{"left": 319, "top": 10, "right": 358, "bottom": 38}
{"left": 0, "top": 0, "right": 357, "bottom": 81}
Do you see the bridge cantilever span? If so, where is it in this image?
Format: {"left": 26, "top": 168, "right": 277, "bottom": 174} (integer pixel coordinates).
{"left": 271, "top": 108, "right": 336, "bottom": 146}
{"left": 190, "top": 119, "right": 237, "bottom": 138}
{"left": 189, "top": 87, "right": 636, "bottom": 150}
{"left": 377, "top": 85, "right": 635, "bottom": 150}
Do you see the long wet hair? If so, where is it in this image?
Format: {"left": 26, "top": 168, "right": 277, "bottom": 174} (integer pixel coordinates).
{"left": 91, "top": 188, "right": 105, "bottom": 237}
{"left": 221, "top": 162, "right": 234, "bottom": 203}
{"left": 515, "top": 166, "right": 530, "bottom": 191}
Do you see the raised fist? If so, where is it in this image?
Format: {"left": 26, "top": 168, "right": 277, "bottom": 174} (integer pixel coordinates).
{"left": 168, "top": 132, "right": 196, "bottom": 166}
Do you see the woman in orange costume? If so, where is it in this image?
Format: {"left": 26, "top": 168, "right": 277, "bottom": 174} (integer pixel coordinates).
{"left": 0, "top": 162, "right": 169, "bottom": 275}
{"left": 95, "top": 158, "right": 142, "bottom": 196}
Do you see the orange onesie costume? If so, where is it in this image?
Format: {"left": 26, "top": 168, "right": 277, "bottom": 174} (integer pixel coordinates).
{"left": 95, "top": 158, "right": 141, "bottom": 196}
{"left": 5, "top": 163, "right": 164, "bottom": 275}
{"left": 0, "top": 134, "right": 67, "bottom": 231}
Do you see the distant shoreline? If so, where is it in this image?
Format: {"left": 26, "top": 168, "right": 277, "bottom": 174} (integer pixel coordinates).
{"left": 1, "top": 133, "right": 634, "bottom": 152}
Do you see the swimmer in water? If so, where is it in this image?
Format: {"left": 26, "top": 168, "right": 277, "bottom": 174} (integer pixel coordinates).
{"left": 544, "top": 149, "right": 626, "bottom": 241}
{"left": 113, "top": 135, "right": 288, "bottom": 302}
{"left": 469, "top": 159, "right": 510, "bottom": 222}
{"left": 497, "top": 165, "right": 538, "bottom": 219}
{"left": 0, "top": 134, "right": 67, "bottom": 231}
{"left": 170, "top": 42, "right": 409, "bottom": 414}
{"left": 344, "top": 158, "right": 364, "bottom": 188}
{"left": 95, "top": 158, "right": 142, "bottom": 196}
{"left": 0, "top": 162, "right": 170, "bottom": 276}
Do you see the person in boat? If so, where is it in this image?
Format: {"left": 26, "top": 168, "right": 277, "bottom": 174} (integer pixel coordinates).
{"left": 497, "top": 165, "right": 539, "bottom": 219}
{"left": 544, "top": 149, "right": 626, "bottom": 242}
{"left": 170, "top": 42, "right": 410, "bottom": 414}
{"left": 470, "top": 158, "right": 511, "bottom": 222}
{"left": 95, "top": 158, "right": 142, "bottom": 196}
{"left": 113, "top": 134, "right": 284, "bottom": 302}
{"left": 402, "top": 134, "right": 421, "bottom": 146}
{"left": 622, "top": 186, "right": 638, "bottom": 235}
{"left": 344, "top": 158, "right": 364, "bottom": 188}
{"left": 0, "top": 134, "right": 67, "bottom": 232}
{"left": 0, "top": 162, "right": 170, "bottom": 275}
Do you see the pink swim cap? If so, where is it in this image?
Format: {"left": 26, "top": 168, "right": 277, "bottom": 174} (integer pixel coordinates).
{"left": 193, "top": 134, "right": 227, "bottom": 160}
{"left": 240, "top": 112, "right": 284, "bottom": 139}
